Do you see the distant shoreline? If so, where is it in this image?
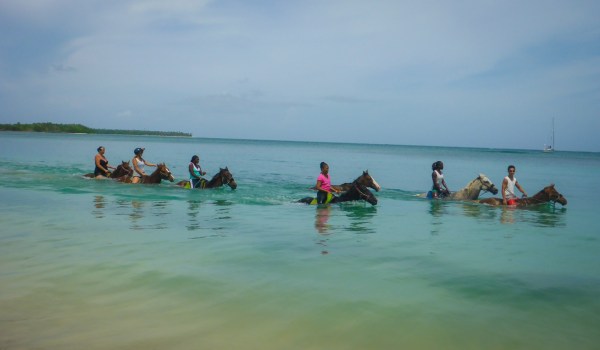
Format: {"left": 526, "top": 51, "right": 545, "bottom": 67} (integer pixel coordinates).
{"left": 0, "top": 122, "right": 191, "bottom": 137}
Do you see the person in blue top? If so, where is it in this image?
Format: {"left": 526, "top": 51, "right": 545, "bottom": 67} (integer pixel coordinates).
{"left": 188, "top": 155, "right": 207, "bottom": 188}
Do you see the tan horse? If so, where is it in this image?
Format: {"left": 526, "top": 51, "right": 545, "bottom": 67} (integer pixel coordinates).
{"left": 478, "top": 184, "right": 567, "bottom": 207}
{"left": 418, "top": 174, "right": 498, "bottom": 200}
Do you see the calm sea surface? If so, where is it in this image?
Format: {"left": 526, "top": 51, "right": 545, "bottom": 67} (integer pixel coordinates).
{"left": 1, "top": 132, "right": 599, "bottom": 349}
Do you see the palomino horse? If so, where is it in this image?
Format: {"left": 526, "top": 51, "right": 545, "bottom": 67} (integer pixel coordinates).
{"left": 332, "top": 170, "right": 381, "bottom": 193}
{"left": 478, "top": 184, "right": 567, "bottom": 207}
{"left": 116, "top": 163, "right": 174, "bottom": 184}
{"left": 176, "top": 167, "right": 237, "bottom": 190}
{"left": 84, "top": 161, "right": 133, "bottom": 179}
{"left": 418, "top": 174, "right": 498, "bottom": 200}
{"left": 300, "top": 181, "right": 378, "bottom": 205}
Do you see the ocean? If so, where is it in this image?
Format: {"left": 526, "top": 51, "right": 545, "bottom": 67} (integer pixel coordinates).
{"left": 1, "top": 132, "right": 599, "bottom": 349}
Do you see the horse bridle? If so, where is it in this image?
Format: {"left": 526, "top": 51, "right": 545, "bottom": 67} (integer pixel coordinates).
{"left": 353, "top": 182, "right": 372, "bottom": 201}
{"left": 477, "top": 177, "right": 495, "bottom": 194}
{"left": 220, "top": 171, "right": 234, "bottom": 186}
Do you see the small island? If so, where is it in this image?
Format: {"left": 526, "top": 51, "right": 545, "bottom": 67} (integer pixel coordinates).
{"left": 0, "top": 122, "right": 191, "bottom": 137}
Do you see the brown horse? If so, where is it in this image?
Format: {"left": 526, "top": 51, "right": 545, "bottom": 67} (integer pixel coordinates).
{"left": 300, "top": 181, "right": 378, "bottom": 205}
{"left": 84, "top": 161, "right": 133, "bottom": 179}
{"left": 478, "top": 184, "right": 567, "bottom": 207}
{"left": 116, "top": 163, "right": 174, "bottom": 184}
{"left": 176, "top": 167, "right": 237, "bottom": 190}
{"left": 331, "top": 170, "right": 382, "bottom": 192}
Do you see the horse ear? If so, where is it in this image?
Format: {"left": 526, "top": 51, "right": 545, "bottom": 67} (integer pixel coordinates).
{"left": 364, "top": 170, "right": 368, "bottom": 174}
{"left": 550, "top": 183, "right": 555, "bottom": 187}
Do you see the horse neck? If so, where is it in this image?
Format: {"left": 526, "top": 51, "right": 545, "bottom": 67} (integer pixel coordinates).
{"left": 111, "top": 166, "right": 128, "bottom": 178}
{"left": 526, "top": 189, "right": 549, "bottom": 204}
{"left": 336, "top": 184, "right": 362, "bottom": 202}
{"left": 454, "top": 180, "right": 481, "bottom": 200}
{"left": 144, "top": 169, "right": 162, "bottom": 183}
{"left": 206, "top": 173, "right": 223, "bottom": 188}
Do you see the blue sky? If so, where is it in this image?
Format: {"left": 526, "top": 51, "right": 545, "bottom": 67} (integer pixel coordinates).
{"left": 1, "top": 0, "right": 599, "bottom": 151}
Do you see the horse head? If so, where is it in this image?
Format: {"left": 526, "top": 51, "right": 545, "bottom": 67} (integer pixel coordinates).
{"left": 219, "top": 167, "right": 237, "bottom": 189}
{"left": 119, "top": 161, "right": 133, "bottom": 176}
{"left": 544, "top": 184, "right": 567, "bottom": 205}
{"left": 157, "top": 163, "right": 175, "bottom": 182}
{"left": 351, "top": 182, "right": 378, "bottom": 205}
{"left": 360, "top": 170, "right": 381, "bottom": 192}
{"left": 478, "top": 174, "right": 498, "bottom": 195}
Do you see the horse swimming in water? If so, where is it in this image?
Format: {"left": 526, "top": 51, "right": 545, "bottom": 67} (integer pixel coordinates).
{"left": 176, "top": 167, "right": 237, "bottom": 190}
{"left": 332, "top": 170, "right": 381, "bottom": 192}
{"left": 83, "top": 161, "right": 133, "bottom": 179}
{"left": 115, "top": 163, "right": 174, "bottom": 184}
{"left": 478, "top": 184, "right": 567, "bottom": 207}
{"left": 418, "top": 174, "right": 498, "bottom": 200}
{"left": 300, "top": 181, "right": 378, "bottom": 205}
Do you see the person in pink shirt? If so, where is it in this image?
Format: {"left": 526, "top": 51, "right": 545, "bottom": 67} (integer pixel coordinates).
{"left": 315, "top": 162, "right": 341, "bottom": 204}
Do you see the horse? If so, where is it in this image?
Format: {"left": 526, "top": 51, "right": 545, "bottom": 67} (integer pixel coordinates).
{"left": 418, "top": 174, "right": 498, "bottom": 200}
{"left": 83, "top": 161, "right": 133, "bottom": 179}
{"left": 299, "top": 181, "right": 378, "bottom": 205}
{"left": 332, "top": 170, "right": 381, "bottom": 192}
{"left": 176, "top": 167, "right": 237, "bottom": 190}
{"left": 478, "top": 184, "right": 567, "bottom": 207}
{"left": 116, "top": 163, "right": 174, "bottom": 184}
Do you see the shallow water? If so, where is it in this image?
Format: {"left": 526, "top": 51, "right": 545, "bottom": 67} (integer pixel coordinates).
{"left": 1, "top": 132, "right": 599, "bottom": 349}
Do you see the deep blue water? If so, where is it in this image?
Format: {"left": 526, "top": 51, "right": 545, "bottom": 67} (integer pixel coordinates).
{"left": 1, "top": 132, "right": 599, "bottom": 349}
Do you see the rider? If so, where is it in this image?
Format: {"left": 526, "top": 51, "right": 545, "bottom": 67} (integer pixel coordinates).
{"left": 131, "top": 147, "right": 156, "bottom": 184}
{"left": 431, "top": 161, "right": 450, "bottom": 198}
{"left": 94, "top": 146, "right": 115, "bottom": 178}
{"left": 315, "top": 162, "right": 341, "bottom": 204}
{"left": 188, "top": 155, "right": 207, "bottom": 188}
{"left": 502, "top": 165, "right": 527, "bottom": 205}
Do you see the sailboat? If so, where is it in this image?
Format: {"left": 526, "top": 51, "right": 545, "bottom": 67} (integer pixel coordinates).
{"left": 543, "top": 118, "right": 555, "bottom": 152}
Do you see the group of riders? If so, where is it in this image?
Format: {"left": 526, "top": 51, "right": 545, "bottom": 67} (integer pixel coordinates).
{"left": 94, "top": 146, "right": 206, "bottom": 187}
{"left": 95, "top": 146, "right": 528, "bottom": 206}
{"left": 430, "top": 160, "right": 527, "bottom": 206}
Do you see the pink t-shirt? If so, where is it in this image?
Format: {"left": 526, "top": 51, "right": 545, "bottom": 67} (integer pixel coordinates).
{"left": 317, "top": 173, "right": 331, "bottom": 191}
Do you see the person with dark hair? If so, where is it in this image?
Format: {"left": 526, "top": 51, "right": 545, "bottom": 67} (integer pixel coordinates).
{"left": 131, "top": 147, "right": 156, "bottom": 184}
{"left": 94, "top": 146, "right": 115, "bottom": 178}
{"left": 315, "top": 162, "right": 341, "bottom": 204}
{"left": 188, "top": 155, "right": 207, "bottom": 188}
{"left": 431, "top": 161, "right": 450, "bottom": 198}
{"left": 502, "top": 165, "right": 527, "bottom": 205}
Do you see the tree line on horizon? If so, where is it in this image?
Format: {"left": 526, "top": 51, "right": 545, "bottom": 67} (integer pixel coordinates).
{"left": 0, "top": 122, "right": 191, "bottom": 137}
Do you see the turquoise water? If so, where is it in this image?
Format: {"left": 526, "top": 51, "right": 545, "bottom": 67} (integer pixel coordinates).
{"left": 1, "top": 132, "right": 599, "bottom": 349}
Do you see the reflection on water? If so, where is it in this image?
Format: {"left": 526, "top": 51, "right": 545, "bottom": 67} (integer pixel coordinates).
{"left": 426, "top": 200, "right": 566, "bottom": 232}
{"left": 214, "top": 199, "right": 233, "bottom": 220}
{"left": 92, "top": 195, "right": 106, "bottom": 218}
{"left": 103, "top": 198, "right": 173, "bottom": 230}
{"left": 428, "top": 200, "right": 447, "bottom": 235}
{"left": 187, "top": 199, "right": 203, "bottom": 231}
{"left": 315, "top": 206, "right": 332, "bottom": 234}
{"left": 340, "top": 205, "right": 377, "bottom": 234}
{"left": 499, "top": 205, "right": 567, "bottom": 227}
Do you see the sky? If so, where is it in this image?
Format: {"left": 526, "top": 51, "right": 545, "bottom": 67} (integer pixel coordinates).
{"left": 1, "top": 0, "right": 599, "bottom": 152}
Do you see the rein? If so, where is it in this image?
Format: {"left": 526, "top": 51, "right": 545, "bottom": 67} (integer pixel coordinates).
{"left": 353, "top": 183, "right": 370, "bottom": 200}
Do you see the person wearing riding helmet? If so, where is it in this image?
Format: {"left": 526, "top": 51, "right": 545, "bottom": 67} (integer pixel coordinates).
{"left": 131, "top": 147, "right": 156, "bottom": 184}
{"left": 431, "top": 161, "right": 450, "bottom": 198}
{"left": 188, "top": 155, "right": 207, "bottom": 188}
